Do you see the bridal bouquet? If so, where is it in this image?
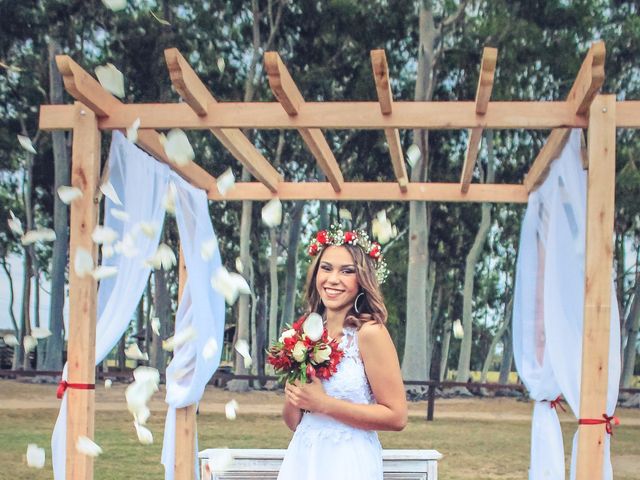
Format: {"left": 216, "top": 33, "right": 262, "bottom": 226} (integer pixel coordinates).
{"left": 267, "top": 313, "right": 344, "bottom": 384}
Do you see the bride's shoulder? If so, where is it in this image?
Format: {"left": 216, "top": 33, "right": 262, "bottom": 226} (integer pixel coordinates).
{"left": 356, "top": 321, "right": 389, "bottom": 343}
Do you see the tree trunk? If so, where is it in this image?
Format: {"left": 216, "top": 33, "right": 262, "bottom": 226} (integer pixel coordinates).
{"left": 117, "top": 336, "right": 126, "bottom": 371}
{"left": 621, "top": 272, "right": 640, "bottom": 387}
{"left": 456, "top": 130, "right": 495, "bottom": 382}
{"left": 268, "top": 228, "right": 279, "bottom": 345}
{"left": 280, "top": 201, "right": 304, "bottom": 331}
{"left": 44, "top": 38, "right": 70, "bottom": 371}
{"left": 402, "top": 2, "right": 437, "bottom": 385}
{"left": 439, "top": 319, "right": 452, "bottom": 381}
{"left": 498, "top": 326, "right": 514, "bottom": 385}
{"left": 0, "top": 257, "right": 19, "bottom": 334}
{"left": 480, "top": 309, "right": 511, "bottom": 383}
{"left": 151, "top": 268, "right": 170, "bottom": 374}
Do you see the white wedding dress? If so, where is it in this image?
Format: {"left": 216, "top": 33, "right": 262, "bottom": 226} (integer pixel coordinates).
{"left": 277, "top": 326, "right": 383, "bottom": 480}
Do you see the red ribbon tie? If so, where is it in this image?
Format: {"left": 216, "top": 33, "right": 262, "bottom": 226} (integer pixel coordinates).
{"left": 579, "top": 414, "right": 620, "bottom": 435}
{"left": 548, "top": 396, "right": 567, "bottom": 413}
{"left": 56, "top": 381, "right": 96, "bottom": 399}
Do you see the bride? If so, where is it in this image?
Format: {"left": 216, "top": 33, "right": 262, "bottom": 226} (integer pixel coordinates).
{"left": 277, "top": 226, "right": 407, "bottom": 480}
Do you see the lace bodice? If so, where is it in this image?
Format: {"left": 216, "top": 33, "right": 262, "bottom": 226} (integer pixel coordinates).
{"left": 292, "top": 326, "right": 380, "bottom": 447}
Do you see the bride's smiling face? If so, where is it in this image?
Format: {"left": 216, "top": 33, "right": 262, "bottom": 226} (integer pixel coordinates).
{"left": 315, "top": 246, "right": 359, "bottom": 312}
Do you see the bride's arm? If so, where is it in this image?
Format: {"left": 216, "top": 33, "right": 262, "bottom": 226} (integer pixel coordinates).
{"left": 282, "top": 387, "right": 303, "bottom": 431}
{"left": 288, "top": 322, "right": 408, "bottom": 431}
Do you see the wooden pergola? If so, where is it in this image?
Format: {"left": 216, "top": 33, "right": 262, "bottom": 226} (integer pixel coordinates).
{"left": 39, "top": 40, "right": 639, "bottom": 479}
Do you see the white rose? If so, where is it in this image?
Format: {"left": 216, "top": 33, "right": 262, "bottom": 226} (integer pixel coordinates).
{"left": 279, "top": 328, "right": 296, "bottom": 343}
{"left": 312, "top": 346, "right": 332, "bottom": 364}
{"left": 302, "top": 313, "right": 324, "bottom": 342}
{"left": 292, "top": 341, "right": 307, "bottom": 362}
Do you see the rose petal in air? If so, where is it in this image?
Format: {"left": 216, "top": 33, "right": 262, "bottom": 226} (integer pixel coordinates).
{"left": 406, "top": 144, "right": 421, "bottom": 168}
{"left": 234, "top": 339, "right": 252, "bottom": 368}
{"left": 200, "top": 237, "right": 218, "bottom": 261}
{"left": 21, "top": 229, "right": 56, "bottom": 245}
{"left": 17, "top": 134, "right": 37, "bottom": 154}
{"left": 134, "top": 422, "right": 154, "bottom": 445}
{"left": 92, "top": 225, "right": 119, "bottom": 245}
{"left": 8, "top": 211, "right": 24, "bottom": 236}
{"left": 225, "top": 399, "right": 239, "bottom": 420}
{"left": 102, "top": 0, "right": 127, "bottom": 12}
{"left": 163, "top": 182, "right": 177, "bottom": 215}
{"left": 202, "top": 337, "right": 219, "bottom": 360}
{"left": 91, "top": 266, "right": 118, "bottom": 281}
{"left": 95, "top": 63, "right": 125, "bottom": 98}
{"left": 338, "top": 208, "right": 352, "bottom": 220}
{"left": 76, "top": 436, "right": 102, "bottom": 457}
{"left": 31, "top": 327, "right": 52, "bottom": 340}
{"left": 261, "top": 198, "right": 282, "bottom": 227}
{"left": 74, "top": 248, "right": 94, "bottom": 278}
{"left": 126, "top": 117, "right": 140, "bottom": 143}
{"left": 151, "top": 317, "right": 161, "bottom": 336}
{"left": 104, "top": 379, "right": 113, "bottom": 389}
{"left": 110, "top": 208, "right": 130, "bottom": 222}
{"left": 148, "top": 243, "right": 176, "bottom": 270}
{"left": 163, "top": 129, "right": 194, "bottom": 166}
{"left": 216, "top": 168, "right": 235, "bottom": 196}
{"left": 26, "top": 444, "right": 45, "bottom": 469}
{"left": 124, "top": 343, "right": 148, "bottom": 361}
{"left": 453, "top": 319, "right": 464, "bottom": 340}
{"left": 3, "top": 334, "right": 19, "bottom": 347}
{"left": 162, "top": 326, "right": 197, "bottom": 352}
{"left": 23, "top": 335, "right": 37, "bottom": 354}
{"left": 57, "top": 186, "right": 83, "bottom": 205}
{"left": 100, "top": 181, "right": 123, "bottom": 206}
{"left": 138, "top": 221, "right": 158, "bottom": 239}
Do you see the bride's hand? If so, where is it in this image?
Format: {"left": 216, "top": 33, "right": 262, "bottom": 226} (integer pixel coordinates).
{"left": 284, "top": 377, "right": 328, "bottom": 413}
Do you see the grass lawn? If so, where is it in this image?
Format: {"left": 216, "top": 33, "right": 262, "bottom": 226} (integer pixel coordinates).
{"left": 1, "top": 406, "right": 639, "bottom": 479}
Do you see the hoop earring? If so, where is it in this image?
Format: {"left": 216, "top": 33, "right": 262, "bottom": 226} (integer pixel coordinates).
{"left": 354, "top": 292, "right": 365, "bottom": 314}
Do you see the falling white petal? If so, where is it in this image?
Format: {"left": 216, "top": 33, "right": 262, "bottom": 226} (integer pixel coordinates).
{"left": 57, "top": 186, "right": 83, "bottom": 204}
{"left": 162, "top": 326, "right": 197, "bottom": 352}
{"left": 148, "top": 243, "right": 176, "bottom": 270}
{"left": 23, "top": 335, "right": 37, "bottom": 354}
{"left": 126, "top": 117, "right": 141, "bottom": 143}
{"left": 150, "top": 10, "right": 171, "bottom": 25}
{"left": 114, "top": 233, "right": 139, "bottom": 258}
{"left": 338, "top": 208, "right": 352, "bottom": 220}
{"left": 91, "top": 266, "right": 118, "bottom": 281}
{"left": 261, "top": 198, "right": 282, "bottom": 227}
{"left": 453, "top": 319, "right": 464, "bottom": 340}
{"left": 163, "top": 129, "right": 194, "bottom": 166}
{"left": 21, "top": 229, "right": 56, "bottom": 245}
{"left": 76, "top": 436, "right": 102, "bottom": 457}
{"left": 151, "top": 317, "right": 161, "bottom": 336}
{"left": 163, "top": 182, "right": 177, "bottom": 215}
{"left": 17, "top": 134, "right": 37, "bottom": 154}
{"left": 406, "top": 144, "right": 421, "bottom": 168}
{"left": 234, "top": 339, "right": 252, "bottom": 368}
{"left": 203, "top": 337, "right": 219, "bottom": 360}
{"left": 134, "top": 422, "right": 154, "bottom": 445}
{"left": 100, "top": 181, "right": 123, "bottom": 206}
{"left": 225, "top": 399, "right": 238, "bottom": 420}
{"left": 235, "top": 257, "right": 243, "bottom": 273}
{"left": 3, "top": 334, "right": 19, "bottom": 347}
{"left": 31, "top": 327, "right": 52, "bottom": 340}
{"left": 8, "top": 211, "right": 24, "bottom": 236}
{"left": 92, "top": 225, "right": 119, "bottom": 245}
{"left": 104, "top": 379, "right": 113, "bottom": 389}
{"left": 138, "top": 221, "right": 158, "bottom": 239}
{"left": 205, "top": 448, "right": 234, "bottom": 476}
{"left": 217, "top": 57, "right": 225, "bottom": 74}
{"left": 74, "top": 248, "right": 94, "bottom": 278}
{"left": 216, "top": 168, "right": 236, "bottom": 196}
{"left": 102, "top": 244, "right": 115, "bottom": 259}
{"left": 211, "top": 267, "right": 250, "bottom": 305}
{"left": 26, "top": 444, "right": 45, "bottom": 469}
{"left": 372, "top": 210, "right": 393, "bottom": 244}
{"left": 102, "top": 0, "right": 127, "bottom": 11}
{"left": 133, "top": 405, "right": 151, "bottom": 425}
{"left": 125, "top": 343, "right": 148, "bottom": 361}
{"left": 200, "top": 237, "right": 218, "bottom": 261}
{"left": 110, "top": 208, "right": 130, "bottom": 222}
{"left": 132, "top": 366, "right": 160, "bottom": 386}
{"left": 95, "top": 63, "right": 125, "bottom": 98}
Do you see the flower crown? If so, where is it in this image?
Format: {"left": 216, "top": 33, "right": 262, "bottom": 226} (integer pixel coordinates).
{"left": 307, "top": 225, "right": 389, "bottom": 284}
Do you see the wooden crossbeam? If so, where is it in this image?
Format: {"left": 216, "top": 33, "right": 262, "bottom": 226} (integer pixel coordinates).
{"left": 40, "top": 101, "right": 588, "bottom": 130}
{"left": 524, "top": 42, "right": 606, "bottom": 192}
{"left": 460, "top": 47, "right": 497, "bottom": 193}
{"left": 264, "top": 52, "right": 343, "bottom": 191}
{"left": 165, "top": 48, "right": 282, "bottom": 192}
{"left": 371, "top": 49, "right": 408, "bottom": 191}
{"left": 206, "top": 182, "right": 527, "bottom": 203}
{"left": 51, "top": 56, "right": 217, "bottom": 194}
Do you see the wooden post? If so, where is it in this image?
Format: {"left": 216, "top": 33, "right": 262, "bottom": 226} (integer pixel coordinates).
{"left": 175, "top": 247, "right": 197, "bottom": 478}
{"left": 66, "top": 102, "right": 101, "bottom": 479}
{"left": 575, "top": 94, "right": 617, "bottom": 479}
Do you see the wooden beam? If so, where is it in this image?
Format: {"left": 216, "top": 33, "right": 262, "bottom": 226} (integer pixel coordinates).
{"left": 40, "top": 101, "right": 589, "bottom": 130}
{"left": 525, "top": 42, "right": 606, "bottom": 192}
{"left": 66, "top": 102, "right": 100, "bottom": 480}
{"left": 49, "top": 56, "right": 218, "bottom": 195}
{"left": 616, "top": 100, "right": 640, "bottom": 127}
{"left": 371, "top": 49, "right": 408, "bottom": 191}
{"left": 165, "top": 48, "right": 282, "bottom": 192}
{"left": 523, "top": 128, "right": 571, "bottom": 192}
{"left": 264, "top": 52, "right": 343, "bottom": 191}
{"left": 207, "top": 182, "right": 528, "bottom": 203}
{"left": 575, "top": 94, "right": 616, "bottom": 480}
{"left": 460, "top": 47, "right": 498, "bottom": 193}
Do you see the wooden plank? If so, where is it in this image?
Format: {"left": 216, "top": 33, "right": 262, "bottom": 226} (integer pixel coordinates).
{"left": 66, "top": 102, "right": 101, "bottom": 480}
{"left": 207, "top": 182, "right": 528, "bottom": 203}
{"left": 460, "top": 47, "right": 497, "bottom": 193}
{"left": 568, "top": 41, "right": 606, "bottom": 116}
{"left": 264, "top": 51, "right": 342, "bottom": 191}
{"left": 174, "top": 248, "right": 196, "bottom": 479}
{"left": 56, "top": 56, "right": 120, "bottom": 117}
{"left": 370, "top": 49, "right": 408, "bottom": 191}
{"left": 575, "top": 95, "right": 617, "bottom": 480}
{"left": 616, "top": 100, "right": 640, "bottom": 127}
{"left": 523, "top": 128, "right": 571, "bottom": 192}
{"left": 165, "top": 48, "right": 282, "bottom": 192}
{"left": 43, "top": 101, "right": 588, "bottom": 130}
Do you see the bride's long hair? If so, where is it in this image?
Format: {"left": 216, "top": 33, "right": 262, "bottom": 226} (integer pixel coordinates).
{"left": 303, "top": 244, "right": 387, "bottom": 328}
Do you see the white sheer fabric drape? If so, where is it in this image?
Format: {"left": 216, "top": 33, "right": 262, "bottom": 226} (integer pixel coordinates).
{"left": 52, "top": 132, "right": 169, "bottom": 479}
{"left": 52, "top": 132, "right": 225, "bottom": 480}
{"left": 513, "top": 129, "right": 621, "bottom": 480}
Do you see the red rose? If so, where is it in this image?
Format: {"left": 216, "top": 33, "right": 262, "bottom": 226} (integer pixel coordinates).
{"left": 369, "top": 243, "right": 381, "bottom": 258}
{"left": 308, "top": 243, "right": 319, "bottom": 256}
{"left": 306, "top": 364, "right": 316, "bottom": 379}
{"left": 344, "top": 231, "right": 356, "bottom": 243}
{"left": 316, "top": 230, "right": 328, "bottom": 244}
